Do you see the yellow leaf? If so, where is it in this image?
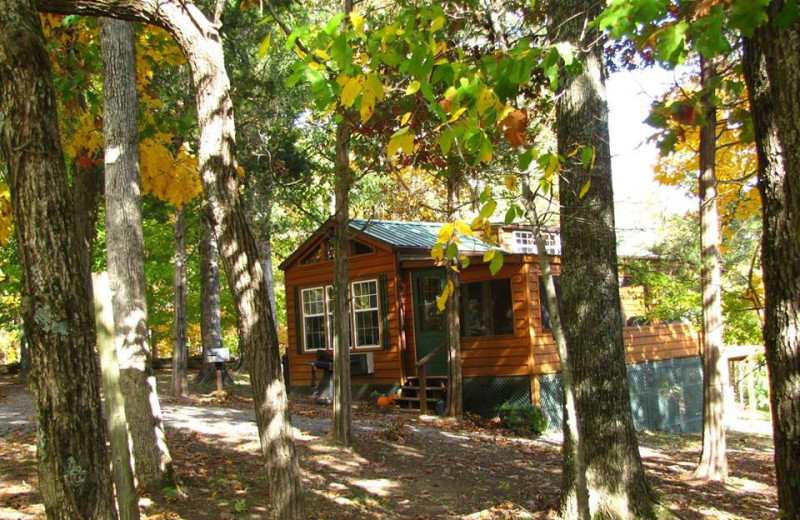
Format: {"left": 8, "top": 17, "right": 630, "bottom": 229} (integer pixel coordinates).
{"left": 400, "top": 112, "right": 412, "bottom": 126}
{"left": 313, "top": 49, "right": 330, "bottom": 60}
{"left": 544, "top": 154, "right": 561, "bottom": 180}
{"left": 365, "top": 73, "right": 384, "bottom": 101}
{"left": 437, "top": 223, "right": 454, "bottom": 242}
{"left": 454, "top": 220, "right": 473, "bottom": 237}
{"left": 578, "top": 179, "right": 591, "bottom": 199}
{"left": 406, "top": 81, "right": 421, "bottom": 95}
{"left": 436, "top": 280, "right": 454, "bottom": 311}
{"left": 431, "top": 244, "right": 444, "bottom": 262}
{"left": 350, "top": 12, "right": 366, "bottom": 37}
{"left": 505, "top": 175, "right": 517, "bottom": 192}
{"left": 257, "top": 33, "right": 271, "bottom": 60}
{"left": 341, "top": 75, "right": 364, "bottom": 108}
{"left": 483, "top": 249, "right": 496, "bottom": 263}
{"left": 430, "top": 15, "right": 445, "bottom": 32}
{"left": 567, "top": 146, "right": 580, "bottom": 158}
{"left": 448, "top": 107, "right": 467, "bottom": 123}
{"left": 387, "top": 129, "right": 414, "bottom": 157}
{"left": 477, "top": 88, "right": 496, "bottom": 115}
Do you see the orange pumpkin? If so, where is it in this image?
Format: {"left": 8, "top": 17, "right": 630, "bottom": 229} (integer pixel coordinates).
{"left": 388, "top": 393, "right": 400, "bottom": 402}
{"left": 377, "top": 395, "right": 393, "bottom": 408}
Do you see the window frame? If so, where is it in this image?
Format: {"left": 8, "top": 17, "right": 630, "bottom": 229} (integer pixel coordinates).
{"left": 460, "top": 278, "right": 516, "bottom": 339}
{"left": 299, "top": 278, "right": 382, "bottom": 352}
{"left": 300, "top": 286, "right": 327, "bottom": 352}
{"left": 513, "top": 230, "right": 536, "bottom": 254}
{"left": 351, "top": 278, "right": 382, "bottom": 349}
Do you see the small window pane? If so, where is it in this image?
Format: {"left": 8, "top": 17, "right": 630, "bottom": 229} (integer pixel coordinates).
{"left": 352, "top": 279, "right": 380, "bottom": 348}
{"left": 304, "top": 316, "right": 326, "bottom": 350}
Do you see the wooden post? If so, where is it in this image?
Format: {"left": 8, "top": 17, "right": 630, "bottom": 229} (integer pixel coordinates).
{"left": 419, "top": 364, "right": 427, "bottom": 415}
{"left": 216, "top": 364, "right": 223, "bottom": 399}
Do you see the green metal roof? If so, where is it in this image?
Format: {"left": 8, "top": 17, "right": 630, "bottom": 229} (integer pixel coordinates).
{"left": 350, "top": 219, "right": 495, "bottom": 254}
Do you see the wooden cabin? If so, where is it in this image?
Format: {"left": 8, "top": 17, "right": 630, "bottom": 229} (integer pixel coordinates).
{"left": 281, "top": 219, "right": 703, "bottom": 432}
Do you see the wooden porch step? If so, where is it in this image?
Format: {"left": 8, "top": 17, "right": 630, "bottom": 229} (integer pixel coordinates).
{"left": 400, "top": 385, "right": 447, "bottom": 392}
{"left": 394, "top": 396, "right": 441, "bottom": 403}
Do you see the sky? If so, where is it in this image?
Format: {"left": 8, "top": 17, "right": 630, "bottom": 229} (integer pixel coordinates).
{"left": 606, "top": 67, "right": 696, "bottom": 255}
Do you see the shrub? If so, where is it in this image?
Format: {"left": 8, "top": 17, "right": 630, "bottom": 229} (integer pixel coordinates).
{"left": 497, "top": 402, "right": 548, "bottom": 435}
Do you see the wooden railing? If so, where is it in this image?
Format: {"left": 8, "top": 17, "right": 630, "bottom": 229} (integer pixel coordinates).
{"left": 415, "top": 341, "right": 446, "bottom": 415}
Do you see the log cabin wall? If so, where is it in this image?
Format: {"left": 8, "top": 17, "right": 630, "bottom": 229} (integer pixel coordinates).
{"left": 284, "top": 235, "right": 403, "bottom": 388}
{"left": 525, "top": 263, "right": 701, "bottom": 377}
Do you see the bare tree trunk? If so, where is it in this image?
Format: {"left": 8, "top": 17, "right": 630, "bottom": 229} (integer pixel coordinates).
{"left": 0, "top": 2, "right": 116, "bottom": 516}
{"left": 445, "top": 175, "right": 462, "bottom": 419}
{"left": 172, "top": 209, "right": 188, "bottom": 398}
{"left": 196, "top": 212, "right": 231, "bottom": 386}
{"left": 100, "top": 16, "right": 175, "bottom": 491}
{"left": 332, "top": 116, "right": 353, "bottom": 445}
{"left": 35, "top": 1, "right": 307, "bottom": 515}
{"left": 547, "top": 0, "right": 661, "bottom": 517}
{"left": 93, "top": 272, "right": 139, "bottom": 520}
{"left": 743, "top": 8, "right": 800, "bottom": 517}
{"left": 72, "top": 161, "right": 101, "bottom": 280}
{"left": 523, "top": 190, "right": 590, "bottom": 520}
{"left": 694, "top": 55, "right": 727, "bottom": 482}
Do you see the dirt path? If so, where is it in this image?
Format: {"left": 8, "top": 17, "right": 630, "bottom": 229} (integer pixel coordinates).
{"left": 0, "top": 376, "right": 778, "bottom": 519}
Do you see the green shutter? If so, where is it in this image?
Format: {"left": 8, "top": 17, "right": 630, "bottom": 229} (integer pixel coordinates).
{"left": 379, "top": 274, "right": 390, "bottom": 350}
{"left": 294, "top": 287, "right": 303, "bottom": 354}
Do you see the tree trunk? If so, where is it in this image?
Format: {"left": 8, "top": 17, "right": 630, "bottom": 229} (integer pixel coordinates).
{"left": 35, "top": 1, "right": 306, "bottom": 516}
{"left": 172, "top": 208, "right": 188, "bottom": 398}
{"left": 743, "top": 7, "right": 800, "bottom": 518}
{"left": 18, "top": 317, "right": 30, "bottom": 383}
{"left": 445, "top": 175, "right": 462, "bottom": 419}
{"left": 547, "top": 1, "right": 659, "bottom": 517}
{"left": 100, "top": 16, "right": 175, "bottom": 491}
{"left": 72, "top": 161, "right": 101, "bottom": 280}
{"left": 92, "top": 272, "right": 139, "bottom": 520}
{"left": 196, "top": 211, "right": 231, "bottom": 386}
{"left": 444, "top": 268, "right": 462, "bottom": 418}
{"left": 0, "top": 2, "right": 116, "bottom": 517}
{"left": 523, "top": 190, "right": 590, "bottom": 520}
{"left": 256, "top": 204, "right": 279, "bottom": 333}
{"left": 332, "top": 116, "right": 353, "bottom": 445}
{"left": 694, "top": 55, "right": 728, "bottom": 482}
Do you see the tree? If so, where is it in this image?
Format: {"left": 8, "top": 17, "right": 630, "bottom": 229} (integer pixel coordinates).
{"left": 172, "top": 208, "right": 188, "bottom": 397}
{"left": 547, "top": 0, "right": 660, "bottom": 517}
{"left": 694, "top": 55, "right": 727, "bottom": 481}
{"left": 0, "top": 0, "right": 115, "bottom": 516}
{"left": 100, "top": 15, "right": 176, "bottom": 490}
{"left": 196, "top": 211, "right": 228, "bottom": 386}
{"left": 35, "top": 0, "right": 307, "bottom": 515}
{"left": 742, "top": 3, "right": 800, "bottom": 517}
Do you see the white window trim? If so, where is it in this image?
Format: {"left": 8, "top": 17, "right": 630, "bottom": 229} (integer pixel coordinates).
{"left": 351, "top": 279, "right": 382, "bottom": 349}
{"left": 301, "top": 286, "right": 327, "bottom": 352}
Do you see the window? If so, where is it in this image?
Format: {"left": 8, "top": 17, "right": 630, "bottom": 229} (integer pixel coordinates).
{"left": 301, "top": 287, "right": 326, "bottom": 350}
{"left": 300, "top": 279, "right": 381, "bottom": 351}
{"left": 514, "top": 230, "right": 535, "bottom": 253}
{"left": 352, "top": 241, "right": 374, "bottom": 256}
{"left": 460, "top": 279, "right": 514, "bottom": 337}
{"left": 538, "top": 276, "right": 563, "bottom": 331}
{"left": 352, "top": 280, "right": 381, "bottom": 348}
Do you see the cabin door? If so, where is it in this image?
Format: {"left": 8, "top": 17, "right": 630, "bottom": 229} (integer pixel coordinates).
{"left": 411, "top": 268, "right": 448, "bottom": 376}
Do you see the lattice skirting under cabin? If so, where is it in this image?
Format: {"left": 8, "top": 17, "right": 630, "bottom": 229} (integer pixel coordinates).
{"left": 463, "top": 375, "right": 532, "bottom": 418}
{"left": 288, "top": 383, "right": 401, "bottom": 401}
{"left": 538, "top": 356, "right": 704, "bottom": 433}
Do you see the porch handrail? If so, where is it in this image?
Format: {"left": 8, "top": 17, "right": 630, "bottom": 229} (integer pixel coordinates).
{"left": 415, "top": 341, "right": 446, "bottom": 415}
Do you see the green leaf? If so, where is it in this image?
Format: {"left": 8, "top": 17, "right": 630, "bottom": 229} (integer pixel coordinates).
{"left": 445, "top": 242, "right": 459, "bottom": 259}
{"left": 554, "top": 42, "right": 574, "bottom": 66}
{"left": 775, "top": 0, "right": 799, "bottom": 27}
{"left": 504, "top": 207, "right": 517, "bottom": 225}
{"left": 693, "top": 7, "right": 731, "bottom": 57}
{"left": 489, "top": 250, "right": 504, "bottom": 276}
{"left": 580, "top": 146, "right": 595, "bottom": 170}
{"left": 257, "top": 33, "right": 271, "bottom": 60}
{"left": 325, "top": 13, "right": 345, "bottom": 35}
{"left": 406, "top": 81, "right": 421, "bottom": 95}
{"left": 519, "top": 149, "right": 535, "bottom": 171}
{"left": 439, "top": 129, "right": 454, "bottom": 155}
{"left": 479, "top": 199, "right": 496, "bottom": 219}
{"left": 655, "top": 21, "right": 689, "bottom": 65}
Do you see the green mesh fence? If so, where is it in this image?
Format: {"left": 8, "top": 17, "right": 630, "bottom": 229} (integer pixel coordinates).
{"left": 463, "top": 376, "right": 532, "bottom": 418}
{"left": 539, "top": 356, "right": 703, "bottom": 433}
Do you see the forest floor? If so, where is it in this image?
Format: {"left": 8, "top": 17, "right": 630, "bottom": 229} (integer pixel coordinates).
{"left": 0, "top": 370, "right": 778, "bottom": 519}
